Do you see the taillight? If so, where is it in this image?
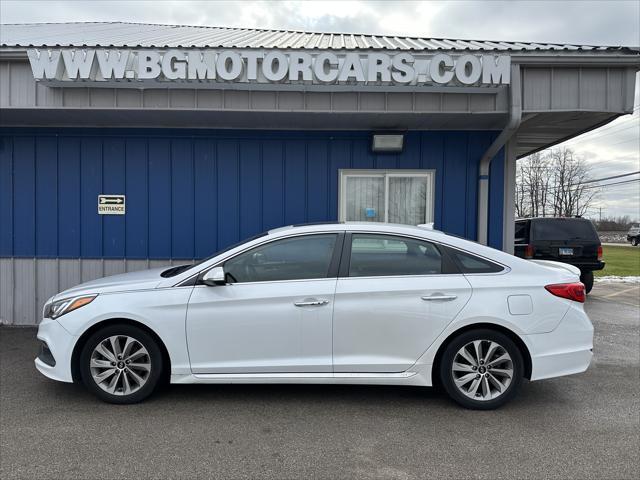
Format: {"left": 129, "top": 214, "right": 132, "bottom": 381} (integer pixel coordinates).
{"left": 525, "top": 244, "right": 535, "bottom": 259}
{"left": 545, "top": 283, "right": 586, "bottom": 303}
{"left": 597, "top": 245, "right": 603, "bottom": 261}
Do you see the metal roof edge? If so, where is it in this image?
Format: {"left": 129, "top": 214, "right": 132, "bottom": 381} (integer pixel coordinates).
{"left": 0, "top": 21, "right": 629, "bottom": 47}
{"left": 1, "top": 21, "right": 639, "bottom": 54}
{"left": 1, "top": 46, "right": 639, "bottom": 61}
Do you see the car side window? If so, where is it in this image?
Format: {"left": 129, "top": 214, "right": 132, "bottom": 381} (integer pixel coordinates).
{"left": 447, "top": 249, "right": 504, "bottom": 274}
{"left": 224, "top": 234, "right": 337, "bottom": 283}
{"left": 348, "top": 234, "right": 443, "bottom": 277}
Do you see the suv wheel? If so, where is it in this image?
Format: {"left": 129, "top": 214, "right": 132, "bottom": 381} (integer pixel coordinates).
{"left": 439, "top": 329, "right": 524, "bottom": 410}
{"left": 633, "top": 238, "right": 639, "bottom": 246}
{"left": 580, "top": 270, "right": 594, "bottom": 294}
{"left": 79, "top": 324, "right": 163, "bottom": 404}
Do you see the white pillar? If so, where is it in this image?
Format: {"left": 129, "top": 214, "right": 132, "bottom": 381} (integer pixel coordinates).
{"left": 502, "top": 139, "right": 517, "bottom": 254}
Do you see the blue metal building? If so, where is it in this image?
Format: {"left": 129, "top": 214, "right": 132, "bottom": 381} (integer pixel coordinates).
{"left": 1, "top": 23, "right": 638, "bottom": 324}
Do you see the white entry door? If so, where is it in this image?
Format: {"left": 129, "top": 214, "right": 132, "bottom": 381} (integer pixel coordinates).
{"left": 186, "top": 234, "right": 340, "bottom": 374}
{"left": 339, "top": 170, "right": 435, "bottom": 225}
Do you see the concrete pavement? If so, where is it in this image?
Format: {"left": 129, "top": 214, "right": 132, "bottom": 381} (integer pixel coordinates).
{"left": 1, "top": 283, "right": 638, "bottom": 479}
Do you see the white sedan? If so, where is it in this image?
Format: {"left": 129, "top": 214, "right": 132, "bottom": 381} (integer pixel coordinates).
{"left": 35, "top": 223, "right": 593, "bottom": 409}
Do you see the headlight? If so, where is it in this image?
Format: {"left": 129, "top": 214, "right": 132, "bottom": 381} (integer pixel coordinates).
{"left": 44, "top": 294, "right": 97, "bottom": 319}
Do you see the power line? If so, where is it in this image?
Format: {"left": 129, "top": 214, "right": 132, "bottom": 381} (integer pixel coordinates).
{"left": 573, "top": 120, "right": 639, "bottom": 138}
{"left": 567, "top": 123, "right": 640, "bottom": 144}
{"left": 581, "top": 170, "right": 640, "bottom": 184}
{"left": 518, "top": 171, "right": 640, "bottom": 194}
{"left": 587, "top": 118, "right": 638, "bottom": 135}
{"left": 582, "top": 178, "right": 640, "bottom": 190}
{"left": 598, "top": 153, "right": 640, "bottom": 161}
{"left": 569, "top": 136, "right": 640, "bottom": 149}
{"left": 605, "top": 137, "right": 640, "bottom": 148}
{"left": 539, "top": 179, "right": 638, "bottom": 195}
{"left": 561, "top": 107, "right": 639, "bottom": 144}
{"left": 518, "top": 170, "right": 639, "bottom": 184}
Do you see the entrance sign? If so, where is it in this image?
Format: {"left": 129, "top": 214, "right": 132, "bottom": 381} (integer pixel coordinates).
{"left": 98, "top": 195, "right": 125, "bottom": 215}
{"left": 27, "top": 48, "right": 511, "bottom": 87}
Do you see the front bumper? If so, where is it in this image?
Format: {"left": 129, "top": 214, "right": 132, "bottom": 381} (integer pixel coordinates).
{"left": 525, "top": 303, "right": 594, "bottom": 381}
{"left": 34, "top": 318, "right": 77, "bottom": 383}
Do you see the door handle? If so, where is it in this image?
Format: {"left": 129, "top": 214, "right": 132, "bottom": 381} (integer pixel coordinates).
{"left": 421, "top": 294, "right": 457, "bottom": 301}
{"left": 294, "top": 299, "right": 329, "bottom": 307}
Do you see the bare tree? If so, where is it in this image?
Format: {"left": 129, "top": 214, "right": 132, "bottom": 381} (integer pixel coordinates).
{"left": 515, "top": 151, "right": 551, "bottom": 217}
{"left": 549, "top": 147, "right": 597, "bottom": 217}
{"left": 515, "top": 147, "right": 597, "bottom": 218}
{"left": 515, "top": 166, "right": 528, "bottom": 218}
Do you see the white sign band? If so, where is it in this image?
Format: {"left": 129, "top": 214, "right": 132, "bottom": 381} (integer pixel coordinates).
{"left": 27, "top": 49, "right": 511, "bottom": 87}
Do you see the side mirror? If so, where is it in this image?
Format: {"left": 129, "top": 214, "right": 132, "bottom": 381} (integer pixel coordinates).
{"left": 202, "top": 266, "right": 226, "bottom": 286}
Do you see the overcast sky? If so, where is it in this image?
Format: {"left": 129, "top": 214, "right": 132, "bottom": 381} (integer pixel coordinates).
{"left": 1, "top": 0, "right": 639, "bottom": 220}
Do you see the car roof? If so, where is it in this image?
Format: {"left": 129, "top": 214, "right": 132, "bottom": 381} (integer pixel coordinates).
{"left": 520, "top": 217, "right": 591, "bottom": 222}
{"left": 268, "top": 222, "right": 436, "bottom": 235}
{"left": 266, "top": 222, "right": 480, "bottom": 249}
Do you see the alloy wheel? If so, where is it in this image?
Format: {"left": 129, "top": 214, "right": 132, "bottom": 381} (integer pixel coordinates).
{"left": 89, "top": 335, "right": 151, "bottom": 396}
{"left": 451, "top": 340, "right": 514, "bottom": 401}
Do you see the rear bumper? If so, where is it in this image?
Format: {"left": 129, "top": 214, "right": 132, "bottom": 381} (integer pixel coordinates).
{"left": 574, "top": 261, "right": 605, "bottom": 271}
{"left": 35, "top": 318, "right": 76, "bottom": 383}
{"left": 525, "top": 303, "right": 594, "bottom": 381}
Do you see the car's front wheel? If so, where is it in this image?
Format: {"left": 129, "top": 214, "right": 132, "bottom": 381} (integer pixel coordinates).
{"left": 632, "top": 237, "right": 639, "bottom": 246}
{"left": 79, "top": 324, "right": 163, "bottom": 404}
{"left": 439, "top": 329, "right": 524, "bottom": 410}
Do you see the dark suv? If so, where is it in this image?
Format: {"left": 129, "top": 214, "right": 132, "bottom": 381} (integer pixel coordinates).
{"left": 514, "top": 217, "right": 604, "bottom": 293}
{"left": 627, "top": 225, "right": 640, "bottom": 246}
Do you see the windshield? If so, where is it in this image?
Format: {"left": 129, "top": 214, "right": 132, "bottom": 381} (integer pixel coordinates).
{"left": 160, "top": 231, "right": 270, "bottom": 278}
{"left": 532, "top": 219, "right": 598, "bottom": 241}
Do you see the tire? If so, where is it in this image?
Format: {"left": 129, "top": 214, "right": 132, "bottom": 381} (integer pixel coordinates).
{"left": 79, "top": 324, "right": 163, "bottom": 404}
{"left": 633, "top": 238, "right": 639, "bottom": 247}
{"left": 580, "top": 270, "right": 594, "bottom": 294}
{"left": 439, "top": 329, "right": 524, "bottom": 410}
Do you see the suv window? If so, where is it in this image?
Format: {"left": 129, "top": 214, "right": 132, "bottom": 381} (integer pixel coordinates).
{"left": 447, "top": 248, "right": 504, "bottom": 274}
{"left": 224, "top": 234, "right": 337, "bottom": 283}
{"left": 532, "top": 219, "right": 598, "bottom": 241}
{"left": 348, "top": 234, "right": 443, "bottom": 277}
{"left": 514, "top": 221, "right": 529, "bottom": 243}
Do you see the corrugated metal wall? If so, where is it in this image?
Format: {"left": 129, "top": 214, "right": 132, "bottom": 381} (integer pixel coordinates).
{"left": 0, "top": 128, "right": 504, "bottom": 324}
{"left": 521, "top": 67, "right": 633, "bottom": 112}
{"left": 0, "top": 61, "right": 507, "bottom": 113}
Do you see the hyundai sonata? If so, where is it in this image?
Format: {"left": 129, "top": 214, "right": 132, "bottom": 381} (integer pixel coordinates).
{"left": 35, "top": 223, "right": 593, "bottom": 409}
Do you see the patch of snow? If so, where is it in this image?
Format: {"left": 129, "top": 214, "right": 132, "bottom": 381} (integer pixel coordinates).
{"left": 594, "top": 276, "right": 640, "bottom": 284}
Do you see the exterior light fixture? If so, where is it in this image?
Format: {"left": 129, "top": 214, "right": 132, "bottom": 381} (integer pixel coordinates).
{"left": 371, "top": 133, "right": 404, "bottom": 153}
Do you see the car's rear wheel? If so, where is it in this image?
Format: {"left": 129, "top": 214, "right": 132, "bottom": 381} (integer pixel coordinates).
{"left": 79, "top": 324, "right": 163, "bottom": 404}
{"left": 439, "top": 329, "right": 524, "bottom": 410}
{"left": 632, "top": 238, "right": 638, "bottom": 246}
{"left": 580, "top": 270, "right": 594, "bottom": 294}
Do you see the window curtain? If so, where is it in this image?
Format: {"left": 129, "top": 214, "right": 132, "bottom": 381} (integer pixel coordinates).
{"left": 346, "top": 177, "right": 385, "bottom": 222}
{"left": 388, "top": 177, "right": 428, "bottom": 225}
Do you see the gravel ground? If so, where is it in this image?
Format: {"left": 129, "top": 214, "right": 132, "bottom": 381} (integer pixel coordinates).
{"left": 1, "top": 282, "right": 638, "bottom": 480}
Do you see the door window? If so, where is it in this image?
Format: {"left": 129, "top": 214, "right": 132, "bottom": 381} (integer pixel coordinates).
{"left": 340, "top": 170, "right": 435, "bottom": 225}
{"left": 224, "top": 234, "right": 337, "bottom": 283}
{"left": 348, "top": 234, "right": 443, "bottom": 277}
{"left": 446, "top": 248, "right": 504, "bottom": 274}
